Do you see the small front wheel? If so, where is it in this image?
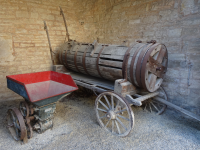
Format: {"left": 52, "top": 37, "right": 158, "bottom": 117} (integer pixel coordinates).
{"left": 95, "top": 91, "right": 134, "bottom": 137}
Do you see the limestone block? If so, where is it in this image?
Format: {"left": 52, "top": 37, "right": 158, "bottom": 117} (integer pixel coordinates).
{"left": 181, "top": 0, "right": 198, "bottom": 16}
{"left": 129, "top": 19, "right": 140, "bottom": 25}
{"left": 182, "top": 28, "right": 198, "bottom": 36}
{"left": 16, "top": 11, "right": 29, "bottom": 18}
{"left": 31, "top": 12, "right": 38, "bottom": 19}
{"left": 168, "top": 28, "right": 182, "bottom": 38}
{"left": 0, "top": 35, "right": 14, "bottom": 63}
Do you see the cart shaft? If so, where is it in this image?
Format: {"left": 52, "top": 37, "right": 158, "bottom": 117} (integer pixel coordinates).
{"left": 155, "top": 97, "right": 200, "bottom": 122}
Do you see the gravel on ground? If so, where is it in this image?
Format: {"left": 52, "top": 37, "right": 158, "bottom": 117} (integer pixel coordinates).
{"left": 0, "top": 94, "right": 200, "bottom": 150}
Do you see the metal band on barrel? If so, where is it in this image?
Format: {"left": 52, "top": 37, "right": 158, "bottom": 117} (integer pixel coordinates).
{"left": 64, "top": 43, "right": 71, "bottom": 68}
{"left": 136, "top": 43, "right": 154, "bottom": 87}
{"left": 64, "top": 49, "right": 68, "bottom": 68}
{"left": 96, "top": 45, "right": 105, "bottom": 78}
{"left": 82, "top": 44, "right": 90, "bottom": 75}
{"left": 130, "top": 44, "right": 148, "bottom": 87}
{"left": 74, "top": 43, "right": 82, "bottom": 73}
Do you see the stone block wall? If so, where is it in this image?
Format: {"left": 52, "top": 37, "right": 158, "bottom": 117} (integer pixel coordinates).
{"left": 70, "top": 0, "right": 200, "bottom": 114}
{"left": 0, "top": 0, "right": 200, "bottom": 115}
{"left": 0, "top": 0, "right": 78, "bottom": 100}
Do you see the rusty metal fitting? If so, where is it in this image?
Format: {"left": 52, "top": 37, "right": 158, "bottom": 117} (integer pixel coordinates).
{"left": 147, "top": 40, "right": 157, "bottom": 44}
{"left": 156, "top": 67, "right": 162, "bottom": 71}
{"left": 136, "top": 40, "right": 142, "bottom": 43}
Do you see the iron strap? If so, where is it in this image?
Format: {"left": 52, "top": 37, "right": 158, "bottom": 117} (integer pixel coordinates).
{"left": 82, "top": 44, "right": 90, "bottom": 75}
{"left": 74, "top": 43, "right": 82, "bottom": 73}
{"left": 96, "top": 45, "right": 105, "bottom": 78}
{"left": 64, "top": 48, "right": 69, "bottom": 68}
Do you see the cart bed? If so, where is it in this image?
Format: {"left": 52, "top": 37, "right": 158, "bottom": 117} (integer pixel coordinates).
{"left": 66, "top": 70, "right": 114, "bottom": 91}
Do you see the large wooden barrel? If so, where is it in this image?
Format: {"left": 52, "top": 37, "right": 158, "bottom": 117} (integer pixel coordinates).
{"left": 59, "top": 41, "right": 168, "bottom": 92}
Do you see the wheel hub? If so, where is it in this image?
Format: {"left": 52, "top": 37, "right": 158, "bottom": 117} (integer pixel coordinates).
{"left": 107, "top": 111, "right": 116, "bottom": 120}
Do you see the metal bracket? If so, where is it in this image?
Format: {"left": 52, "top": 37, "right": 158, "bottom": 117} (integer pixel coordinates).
{"left": 90, "top": 40, "right": 98, "bottom": 56}
{"left": 125, "top": 95, "right": 142, "bottom": 106}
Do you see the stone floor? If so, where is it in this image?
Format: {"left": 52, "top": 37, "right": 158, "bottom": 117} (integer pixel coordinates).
{"left": 0, "top": 94, "right": 200, "bottom": 150}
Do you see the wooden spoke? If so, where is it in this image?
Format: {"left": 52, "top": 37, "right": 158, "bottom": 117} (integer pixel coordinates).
{"left": 105, "top": 119, "right": 111, "bottom": 127}
{"left": 100, "top": 115, "right": 107, "bottom": 119}
{"left": 115, "top": 100, "right": 120, "bottom": 111}
{"left": 116, "top": 118, "right": 127, "bottom": 131}
{"left": 157, "top": 48, "right": 166, "bottom": 63}
{"left": 112, "top": 120, "right": 114, "bottom": 133}
{"left": 115, "top": 120, "right": 121, "bottom": 134}
{"left": 97, "top": 108, "right": 107, "bottom": 113}
{"left": 104, "top": 95, "right": 111, "bottom": 109}
{"left": 144, "top": 103, "right": 147, "bottom": 111}
{"left": 149, "top": 103, "right": 152, "bottom": 113}
{"left": 111, "top": 95, "right": 114, "bottom": 110}
{"left": 99, "top": 100, "right": 109, "bottom": 110}
{"left": 151, "top": 102, "right": 159, "bottom": 112}
{"left": 116, "top": 109, "right": 127, "bottom": 114}
{"left": 117, "top": 115, "right": 130, "bottom": 121}
{"left": 149, "top": 74, "right": 157, "bottom": 90}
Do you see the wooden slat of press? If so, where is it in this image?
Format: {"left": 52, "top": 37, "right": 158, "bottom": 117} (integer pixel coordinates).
{"left": 100, "top": 54, "right": 124, "bottom": 60}
{"left": 99, "top": 59, "right": 122, "bottom": 68}
{"left": 99, "top": 66, "right": 122, "bottom": 79}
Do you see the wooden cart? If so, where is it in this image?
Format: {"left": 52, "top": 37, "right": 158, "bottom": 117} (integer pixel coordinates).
{"left": 55, "top": 68, "right": 168, "bottom": 137}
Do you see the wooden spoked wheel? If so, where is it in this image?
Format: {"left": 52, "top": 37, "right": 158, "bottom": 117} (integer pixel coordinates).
{"left": 141, "top": 44, "right": 168, "bottom": 92}
{"left": 143, "top": 87, "right": 168, "bottom": 115}
{"left": 95, "top": 91, "right": 134, "bottom": 137}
